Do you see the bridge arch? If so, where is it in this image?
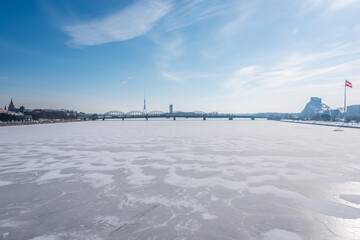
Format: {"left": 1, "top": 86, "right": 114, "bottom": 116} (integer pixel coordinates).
{"left": 126, "top": 110, "right": 145, "bottom": 116}
{"left": 148, "top": 110, "right": 165, "bottom": 115}
{"left": 192, "top": 111, "right": 207, "bottom": 115}
{"left": 104, "top": 110, "right": 126, "bottom": 117}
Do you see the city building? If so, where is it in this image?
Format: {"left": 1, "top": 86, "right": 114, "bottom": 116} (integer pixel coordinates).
{"left": 6, "top": 99, "right": 25, "bottom": 112}
{"left": 1, "top": 98, "right": 80, "bottom": 122}
{"left": 347, "top": 105, "right": 360, "bottom": 119}
{"left": 169, "top": 104, "right": 173, "bottom": 114}
{"left": 300, "top": 97, "right": 332, "bottom": 119}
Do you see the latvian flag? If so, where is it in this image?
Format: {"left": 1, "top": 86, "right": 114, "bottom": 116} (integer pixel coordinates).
{"left": 346, "top": 80, "right": 352, "bottom": 88}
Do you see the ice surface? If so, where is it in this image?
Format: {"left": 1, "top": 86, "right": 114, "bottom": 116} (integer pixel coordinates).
{"left": 0, "top": 120, "right": 360, "bottom": 239}
{"left": 340, "top": 194, "right": 360, "bottom": 204}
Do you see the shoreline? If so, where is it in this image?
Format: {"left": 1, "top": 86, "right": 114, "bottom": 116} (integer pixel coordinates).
{"left": 281, "top": 120, "right": 360, "bottom": 129}
{"left": 0, "top": 119, "right": 89, "bottom": 127}
{"left": 2, "top": 119, "right": 360, "bottom": 129}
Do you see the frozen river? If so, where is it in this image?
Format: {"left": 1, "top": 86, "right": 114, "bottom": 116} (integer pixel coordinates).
{"left": 0, "top": 120, "right": 360, "bottom": 240}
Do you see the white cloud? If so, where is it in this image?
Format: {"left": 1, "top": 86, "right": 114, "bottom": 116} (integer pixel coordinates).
{"left": 161, "top": 70, "right": 215, "bottom": 83}
{"left": 217, "top": 45, "right": 360, "bottom": 111}
{"left": 224, "top": 56, "right": 360, "bottom": 93}
{"left": 117, "top": 77, "right": 134, "bottom": 87}
{"left": 118, "top": 80, "right": 128, "bottom": 86}
{"left": 163, "top": 0, "right": 234, "bottom": 31}
{"left": 161, "top": 71, "right": 183, "bottom": 82}
{"left": 329, "top": 0, "right": 359, "bottom": 11}
{"left": 302, "top": 0, "right": 359, "bottom": 12}
{"left": 155, "top": 36, "right": 184, "bottom": 64}
{"left": 219, "top": 2, "right": 255, "bottom": 37}
{"left": 183, "top": 73, "right": 215, "bottom": 79}
{"left": 154, "top": 36, "right": 184, "bottom": 73}
{"left": 301, "top": 0, "right": 326, "bottom": 11}
{"left": 63, "top": 0, "right": 171, "bottom": 46}
{"left": 162, "top": 37, "right": 183, "bottom": 57}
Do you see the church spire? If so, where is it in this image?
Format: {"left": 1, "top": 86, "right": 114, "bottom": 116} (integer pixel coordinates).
{"left": 8, "top": 98, "right": 15, "bottom": 111}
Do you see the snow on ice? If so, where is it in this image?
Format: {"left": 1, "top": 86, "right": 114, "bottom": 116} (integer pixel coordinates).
{"left": 0, "top": 119, "right": 360, "bottom": 239}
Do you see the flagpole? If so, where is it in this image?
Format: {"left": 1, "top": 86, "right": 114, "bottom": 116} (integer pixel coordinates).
{"left": 344, "top": 79, "right": 347, "bottom": 123}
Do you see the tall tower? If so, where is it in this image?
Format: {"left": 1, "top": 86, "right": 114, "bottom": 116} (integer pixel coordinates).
{"left": 143, "top": 92, "right": 147, "bottom": 114}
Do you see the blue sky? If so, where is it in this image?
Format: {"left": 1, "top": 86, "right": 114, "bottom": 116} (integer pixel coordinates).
{"left": 1, "top": 0, "right": 360, "bottom": 113}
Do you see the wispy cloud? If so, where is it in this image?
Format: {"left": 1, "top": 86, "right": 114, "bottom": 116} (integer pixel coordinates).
{"left": 155, "top": 36, "right": 184, "bottom": 68}
{"left": 117, "top": 77, "right": 133, "bottom": 87}
{"left": 161, "top": 71, "right": 214, "bottom": 82}
{"left": 117, "top": 80, "right": 128, "bottom": 87}
{"left": 302, "top": 0, "right": 359, "bottom": 12}
{"left": 220, "top": 44, "right": 360, "bottom": 102}
{"left": 163, "top": 0, "right": 234, "bottom": 31}
{"left": 329, "top": 0, "right": 359, "bottom": 11}
{"left": 63, "top": 0, "right": 171, "bottom": 47}
{"left": 161, "top": 71, "right": 183, "bottom": 82}
{"left": 219, "top": 2, "right": 256, "bottom": 37}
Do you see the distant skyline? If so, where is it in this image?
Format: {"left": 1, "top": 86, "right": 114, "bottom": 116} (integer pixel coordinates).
{"left": 1, "top": 0, "right": 360, "bottom": 113}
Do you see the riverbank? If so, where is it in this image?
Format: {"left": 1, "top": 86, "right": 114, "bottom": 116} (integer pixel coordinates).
{"left": 281, "top": 119, "right": 360, "bottom": 129}
{"left": 0, "top": 119, "right": 88, "bottom": 127}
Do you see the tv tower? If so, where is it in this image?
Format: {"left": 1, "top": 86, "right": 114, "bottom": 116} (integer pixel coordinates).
{"left": 143, "top": 91, "right": 147, "bottom": 114}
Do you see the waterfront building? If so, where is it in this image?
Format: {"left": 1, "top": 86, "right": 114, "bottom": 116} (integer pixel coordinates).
{"left": 347, "top": 105, "right": 360, "bottom": 118}
{"left": 330, "top": 109, "right": 342, "bottom": 119}
{"left": 300, "top": 97, "right": 331, "bottom": 119}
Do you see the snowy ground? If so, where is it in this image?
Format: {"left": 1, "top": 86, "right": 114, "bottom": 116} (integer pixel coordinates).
{"left": 281, "top": 120, "right": 360, "bottom": 129}
{"left": 0, "top": 119, "right": 359, "bottom": 240}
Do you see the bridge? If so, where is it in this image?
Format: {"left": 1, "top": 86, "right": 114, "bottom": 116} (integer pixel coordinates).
{"left": 99, "top": 110, "right": 267, "bottom": 121}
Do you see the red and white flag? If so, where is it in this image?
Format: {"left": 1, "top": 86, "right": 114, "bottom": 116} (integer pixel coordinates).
{"left": 346, "top": 80, "right": 352, "bottom": 88}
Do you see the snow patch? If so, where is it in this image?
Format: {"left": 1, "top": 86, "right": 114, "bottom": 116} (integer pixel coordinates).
{"left": 82, "top": 173, "right": 114, "bottom": 188}
{"left": 36, "top": 169, "right": 73, "bottom": 183}
{"left": 125, "top": 164, "right": 155, "bottom": 186}
{"left": 262, "top": 229, "right": 302, "bottom": 240}
{"left": 2, "top": 232, "right": 9, "bottom": 238}
{"left": 175, "top": 218, "right": 201, "bottom": 235}
{"left": 29, "top": 235, "right": 61, "bottom": 240}
{"left": 201, "top": 212, "right": 217, "bottom": 220}
{"left": 0, "top": 180, "right": 12, "bottom": 187}
{"left": 96, "top": 215, "right": 122, "bottom": 228}
{"left": 0, "top": 220, "right": 28, "bottom": 228}
{"left": 246, "top": 175, "right": 279, "bottom": 183}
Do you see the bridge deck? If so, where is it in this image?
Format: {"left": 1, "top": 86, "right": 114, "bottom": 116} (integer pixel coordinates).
{"left": 100, "top": 114, "right": 266, "bottom": 119}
